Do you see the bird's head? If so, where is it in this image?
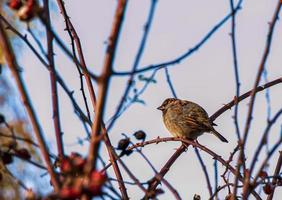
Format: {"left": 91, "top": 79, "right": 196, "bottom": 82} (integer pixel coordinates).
{"left": 157, "top": 98, "right": 178, "bottom": 111}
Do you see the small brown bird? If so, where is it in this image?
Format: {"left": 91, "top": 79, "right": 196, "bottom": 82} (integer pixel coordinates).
{"left": 157, "top": 98, "right": 228, "bottom": 143}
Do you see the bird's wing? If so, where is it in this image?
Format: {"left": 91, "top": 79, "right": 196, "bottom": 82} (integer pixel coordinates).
{"left": 182, "top": 114, "right": 210, "bottom": 131}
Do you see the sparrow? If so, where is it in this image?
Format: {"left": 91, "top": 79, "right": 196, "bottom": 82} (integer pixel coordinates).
{"left": 157, "top": 98, "right": 228, "bottom": 143}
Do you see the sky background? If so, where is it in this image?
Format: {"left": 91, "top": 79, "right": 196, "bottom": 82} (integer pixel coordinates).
{"left": 7, "top": 0, "right": 282, "bottom": 199}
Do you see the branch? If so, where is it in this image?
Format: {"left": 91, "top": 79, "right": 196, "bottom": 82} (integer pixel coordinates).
{"left": 210, "top": 77, "right": 282, "bottom": 122}
{"left": 86, "top": 0, "right": 128, "bottom": 169}
{"left": 43, "top": 0, "right": 64, "bottom": 158}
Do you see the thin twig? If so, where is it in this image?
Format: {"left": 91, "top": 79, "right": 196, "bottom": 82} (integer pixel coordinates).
{"left": 194, "top": 147, "right": 213, "bottom": 197}
{"left": 113, "top": 0, "right": 243, "bottom": 76}
{"left": 229, "top": 0, "right": 241, "bottom": 140}
{"left": 164, "top": 67, "right": 177, "bottom": 98}
{"left": 107, "top": 69, "right": 158, "bottom": 128}
{"left": 213, "top": 160, "right": 219, "bottom": 200}
{"left": 107, "top": 0, "right": 158, "bottom": 131}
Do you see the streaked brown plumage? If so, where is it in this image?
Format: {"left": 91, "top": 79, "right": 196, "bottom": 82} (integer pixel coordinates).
{"left": 157, "top": 98, "right": 228, "bottom": 143}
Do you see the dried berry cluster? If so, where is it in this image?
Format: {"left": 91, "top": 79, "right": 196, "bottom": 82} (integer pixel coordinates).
{"left": 56, "top": 152, "right": 107, "bottom": 199}
{"left": 258, "top": 171, "right": 282, "bottom": 195}
{"left": 7, "top": 0, "right": 38, "bottom": 21}
{"left": 117, "top": 130, "right": 147, "bottom": 156}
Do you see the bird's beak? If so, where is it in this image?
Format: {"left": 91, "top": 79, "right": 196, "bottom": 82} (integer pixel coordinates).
{"left": 157, "top": 105, "right": 163, "bottom": 111}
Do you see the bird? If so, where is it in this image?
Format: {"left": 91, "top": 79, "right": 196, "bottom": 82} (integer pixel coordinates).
{"left": 157, "top": 98, "right": 228, "bottom": 143}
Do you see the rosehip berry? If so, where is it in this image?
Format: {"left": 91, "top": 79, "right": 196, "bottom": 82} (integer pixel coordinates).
{"left": 88, "top": 171, "right": 107, "bottom": 195}
{"left": 8, "top": 0, "right": 22, "bottom": 10}
{"left": 263, "top": 183, "right": 274, "bottom": 195}
{"left": 61, "top": 157, "right": 72, "bottom": 173}
{"left": 73, "top": 157, "right": 86, "bottom": 171}
{"left": 60, "top": 187, "right": 81, "bottom": 199}
{"left": 258, "top": 171, "right": 268, "bottom": 179}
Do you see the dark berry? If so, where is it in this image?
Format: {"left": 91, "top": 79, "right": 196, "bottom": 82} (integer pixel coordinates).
{"left": 133, "top": 130, "right": 146, "bottom": 140}
{"left": 16, "top": 148, "right": 31, "bottom": 160}
{"left": 1, "top": 152, "right": 13, "bottom": 165}
{"left": 117, "top": 138, "right": 130, "bottom": 150}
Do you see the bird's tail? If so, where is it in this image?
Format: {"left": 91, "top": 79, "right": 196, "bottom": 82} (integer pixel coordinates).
{"left": 211, "top": 129, "right": 228, "bottom": 143}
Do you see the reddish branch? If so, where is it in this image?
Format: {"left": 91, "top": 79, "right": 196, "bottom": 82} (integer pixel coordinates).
{"left": 81, "top": 1, "right": 129, "bottom": 199}
{"left": 0, "top": 19, "right": 60, "bottom": 192}
{"left": 56, "top": 0, "right": 97, "bottom": 112}
{"left": 86, "top": 0, "right": 127, "bottom": 170}
{"left": 144, "top": 144, "right": 187, "bottom": 199}
{"left": 209, "top": 76, "right": 281, "bottom": 122}
{"left": 43, "top": 0, "right": 64, "bottom": 158}
{"left": 235, "top": 1, "right": 282, "bottom": 199}
{"left": 132, "top": 141, "right": 181, "bottom": 199}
